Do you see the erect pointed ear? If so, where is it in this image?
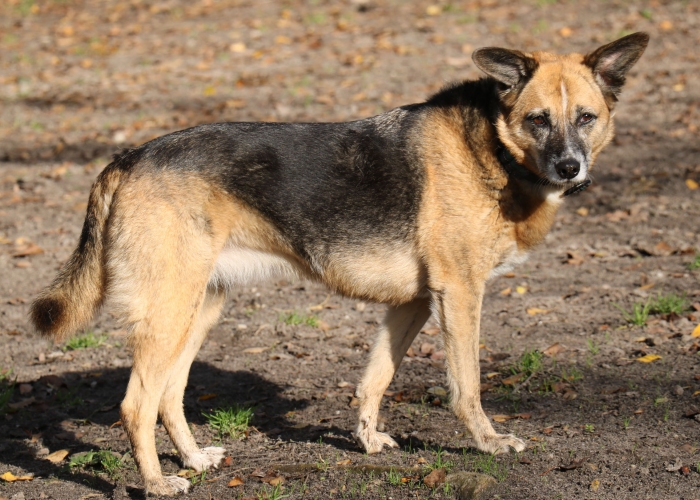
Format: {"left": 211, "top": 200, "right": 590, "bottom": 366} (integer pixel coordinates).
{"left": 583, "top": 32, "right": 649, "bottom": 104}
{"left": 472, "top": 48, "right": 538, "bottom": 88}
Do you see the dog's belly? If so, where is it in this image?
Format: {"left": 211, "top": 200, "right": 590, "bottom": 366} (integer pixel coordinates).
{"left": 209, "top": 247, "right": 302, "bottom": 287}
{"left": 322, "top": 243, "right": 427, "bottom": 304}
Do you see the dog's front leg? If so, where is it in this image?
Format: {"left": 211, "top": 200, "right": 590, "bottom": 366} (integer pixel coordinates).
{"left": 435, "top": 283, "right": 526, "bottom": 454}
{"left": 355, "top": 297, "right": 432, "bottom": 453}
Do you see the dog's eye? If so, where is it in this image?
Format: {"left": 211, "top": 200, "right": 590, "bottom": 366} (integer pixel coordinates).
{"left": 531, "top": 116, "right": 547, "bottom": 127}
{"left": 579, "top": 113, "right": 596, "bottom": 125}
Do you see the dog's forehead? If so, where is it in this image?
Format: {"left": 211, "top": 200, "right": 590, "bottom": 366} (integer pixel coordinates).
{"left": 518, "top": 53, "right": 604, "bottom": 112}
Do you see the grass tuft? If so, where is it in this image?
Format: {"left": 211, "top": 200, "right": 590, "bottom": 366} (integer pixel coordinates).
{"left": 689, "top": 253, "right": 700, "bottom": 270}
{"left": 279, "top": 312, "right": 319, "bottom": 328}
{"left": 649, "top": 293, "right": 690, "bottom": 315}
{"left": 203, "top": 405, "right": 254, "bottom": 439}
{"left": 69, "top": 449, "right": 125, "bottom": 479}
{"left": 63, "top": 330, "right": 107, "bottom": 351}
{"left": 512, "top": 349, "right": 543, "bottom": 377}
{"left": 614, "top": 300, "right": 651, "bottom": 326}
{"left": 464, "top": 450, "right": 508, "bottom": 482}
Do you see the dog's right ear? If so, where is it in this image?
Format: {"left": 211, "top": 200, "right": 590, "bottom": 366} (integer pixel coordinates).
{"left": 472, "top": 48, "right": 538, "bottom": 89}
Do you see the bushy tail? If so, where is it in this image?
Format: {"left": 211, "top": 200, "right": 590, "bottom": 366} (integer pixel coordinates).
{"left": 30, "top": 163, "right": 126, "bottom": 341}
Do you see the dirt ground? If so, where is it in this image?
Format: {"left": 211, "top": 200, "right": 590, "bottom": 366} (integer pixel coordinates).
{"left": 1, "top": 0, "right": 700, "bottom": 499}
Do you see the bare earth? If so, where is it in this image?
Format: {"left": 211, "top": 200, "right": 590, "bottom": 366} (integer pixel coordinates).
{"left": 1, "top": 1, "right": 700, "bottom": 499}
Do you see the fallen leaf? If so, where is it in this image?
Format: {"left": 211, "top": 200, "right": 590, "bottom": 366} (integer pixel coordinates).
{"left": 526, "top": 307, "right": 549, "bottom": 316}
{"left": 423, "top": 468, "right": 445, "bottom": 488}
{"left": 515, "top": 286, "right": 527, "bottom": 294}
{"left": 491, "top": 414, "right": 514, "bottom": 423}
{"left": 637, "top": 354, "right": 661, "bottom": 363}
{"left": 263, "top": 475, "right": 285, "bottom": 486}
{"left": 590, "top": 478, "right": 600, "bottom": 491}
{"left": 692, "top": 324, "right": 700, "bottom": 338}
{"left": 336, "top": 459, "right": 351, "bottom": 466}
{"left": 425, "top": 5, "right": 442, "bottom": 16}
{"left": 242, "top": 347, "right": 266, "bottom": 354}
{"left": 499, "top": 287, "right": 511, "bottom": 296}
{"left": 559, "top": 26, "right": 573, "bottom": 37}
{"left": 11, "top": 242, "right": 44, "bottom": 258}
{"left": 659, "top": 20, "right": 673, "bottom": 30}
{"left": 228, "top": 477, "right": 244, "bottom": 487}
{"left": 1, "top": 471, "right": 34, "bottom": 482}
{"left": 45, "top": 449, "right": 69, "bottom": 463}
{"left": 576, "top": 206, "right": 589, "bottom": 216}
{"left": 198, "top": 393, "right": 217, "bottom": 401}
{"left": 687, "top": 179, "right": 699, "bottom": 190}
{"left": 502, "top": 373, "right": 525, "bottom": 386}
{"left": 543, "top": 343, "right": 565, "bottom": 357}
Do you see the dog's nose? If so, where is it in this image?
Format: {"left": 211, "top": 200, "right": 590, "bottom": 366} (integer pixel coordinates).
{"left": 555, "top": 159, "right": 580, "bottom": 180}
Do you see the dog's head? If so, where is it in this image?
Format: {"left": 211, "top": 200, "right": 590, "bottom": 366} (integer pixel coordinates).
{"left": 472, "top": 32, "right": 649, "bottom": 187}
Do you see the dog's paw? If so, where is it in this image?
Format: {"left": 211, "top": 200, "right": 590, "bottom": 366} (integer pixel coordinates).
{"left": 183, "top": 446, "right": 227, "bottom": 472}
{"left": 474, "top": 433, "right": 526, "bottom": 455}
{"left": 355, "top": 428, "right": 399, "bottom": 454}
{"left": 147, "top": 475, "right": 191, "bottom": 496}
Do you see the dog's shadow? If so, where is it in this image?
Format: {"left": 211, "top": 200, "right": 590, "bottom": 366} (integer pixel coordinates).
{"left": 0, "top": 362, "right": 309, "bottom": 498}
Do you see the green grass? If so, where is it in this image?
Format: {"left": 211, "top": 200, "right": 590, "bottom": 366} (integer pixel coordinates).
{"left": 511, "top": 349, "right": 543, "bottom": 377}
{"left": 615, "top": 300, "right": 651, "bottom": 326}
{"left": 386, "top": 467, "right": 402, "bottom": 486}
{"left": 426, "top": 446, "right": 454, "bottom": 472}
{"left": 586, "top": 339, "right": 600, "bottom": 355}
{"left": 464, "top": 451, "right": 508, "bottom": 482}
{"left": 63, "top": 331, "right": 107, "bottom": 351}
{"left": 257, "top": 483, "right": 289, "bottom": 500}
{"left": 649, "top": 293, "right": 690, "bottom": 315}
{"left": 203, "top": 405, "right": 254, "bottom": 439}
{"left": 623, "top": 417, "right": 631, "bottom": 430}
{"left": 69, "top": 450, "right": 125, "bottom": 479}
{"left": 55, "top": 387, "right": 84, "bottom": 408}
{"left": 689, "top": 253, "right": 700, "bottom": 270}
{"left": 584, "top": 424, "right": 595, "bottom": 433}
{"left": 279, "top": 312, "right": 318, "bottom": 327}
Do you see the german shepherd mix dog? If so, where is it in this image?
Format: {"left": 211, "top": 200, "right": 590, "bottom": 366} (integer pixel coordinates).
{"left": 32, "top": 33, "right": 648, "bottom": 495}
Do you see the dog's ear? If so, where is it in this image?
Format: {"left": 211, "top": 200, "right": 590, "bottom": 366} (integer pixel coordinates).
{"left": 472, "top": 48, "right": 538, "bottom": 88}
{"left": 584, "top": 32, "right": 649, "bottom": 104}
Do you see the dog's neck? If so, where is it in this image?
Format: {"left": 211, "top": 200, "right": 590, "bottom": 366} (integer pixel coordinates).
{"left": 496, "top": 143, "right": 591, "bottom": 198}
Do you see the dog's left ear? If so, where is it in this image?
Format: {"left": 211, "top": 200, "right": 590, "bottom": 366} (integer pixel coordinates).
{"left": 472, "top": 47, "right": 538, "bottom": 90}
{"left": 584, "top": 32, "right": 649, "bottom": 105}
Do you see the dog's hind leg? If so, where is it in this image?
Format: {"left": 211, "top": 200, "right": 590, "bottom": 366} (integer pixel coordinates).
{"left": 158, "top": 284, "right": 227, "bottom": 472}
{"left": 355, "top": 297, "right": 431, "bottom": 454}
{"left": 111, "top": 176, "right": 231, "bottom": 496}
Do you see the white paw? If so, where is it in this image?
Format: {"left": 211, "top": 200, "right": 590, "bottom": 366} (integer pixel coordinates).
{"left": 147, "top": 475, "right": 191, "bottom": 496}
{"left": 183, "top": 446, "right": 227, "bottom": 472}
{"left": 474, "top": 433, "right": 526, "bottom": 455}
{"left": 356, "top": 427, "right": 399, "bottom": 454}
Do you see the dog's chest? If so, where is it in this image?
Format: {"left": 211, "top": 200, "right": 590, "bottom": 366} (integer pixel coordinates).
{"left": 488, "top": 245, "right": 529, "bottom": 280}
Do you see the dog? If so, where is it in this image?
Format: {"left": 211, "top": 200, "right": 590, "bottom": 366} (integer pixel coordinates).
{"left": 31, "top": 32, "right": 648, "bottom": 496}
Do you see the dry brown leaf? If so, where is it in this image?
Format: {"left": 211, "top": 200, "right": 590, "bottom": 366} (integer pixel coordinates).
{"left": 590, "top": 478, "right": 600, "bottom": 491}
{"left": 502, "top": 373, "right": 525, "bottom": 386}
{"left": 576, "top": 207, "right": 589, "bottom": 216}
{"left": 499, "top": 287, "right": 511, "bottom": 296}
{"left": 543, "top": 343, "right": 565, "bottom": 357}
{"left": 242, "top": 347, "right": 266, "bottom": 354}
{"left": 423, "top": 468, "right": 445, "bottom": 488}
{"left": 491, "top": 414, "right": 514, "bottom": 423}
{"left": 197, "top": 393, "right": 217, "bottom": 401}
{"left": 559, "top": 26, "right": 573, "bottom": 37}
{"left": 336, "top": 459, "right": 351, "bottom": 466}
{"left": 515, "top": 286, "right": 527, "bottom": 294}
{"left": 11, "top": 242, "right": 44, "bottom": 258}
{"left": 687, "top": 179, "right": 699, "bottom": 190}
{"left": 527, "top": 307, "right": 549, "bottom": 316}
{"left": 45, "top": 449, "right": 69, "bottom": 463}
{"left": 228, "top": 477, "right": 244, "bottom": 487}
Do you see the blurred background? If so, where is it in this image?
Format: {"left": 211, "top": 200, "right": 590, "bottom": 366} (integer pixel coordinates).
{"left": 0, "top": 0, "right": 696, "bottom": 168}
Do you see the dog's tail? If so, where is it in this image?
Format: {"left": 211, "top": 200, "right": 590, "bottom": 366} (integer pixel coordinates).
{"left": 30, "top": 160, "right": 127, "bottom": 342}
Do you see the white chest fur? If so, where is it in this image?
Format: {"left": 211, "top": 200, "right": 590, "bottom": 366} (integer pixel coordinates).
{"left": 488, "top": 247, "right": 529, "bottom": 280}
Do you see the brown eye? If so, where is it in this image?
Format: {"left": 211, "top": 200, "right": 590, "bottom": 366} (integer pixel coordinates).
{"left": 532, "top": 116, "right": 547, "bottom": 126}
{"left": 579, "top": 113, "right": 595, "bottom": 124}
